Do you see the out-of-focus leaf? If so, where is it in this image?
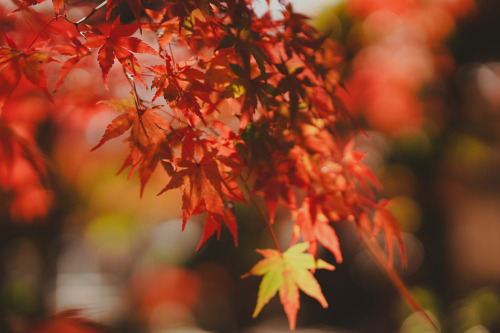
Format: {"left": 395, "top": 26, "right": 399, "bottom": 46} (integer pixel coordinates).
{"left": 23, "top": 309, "right": 115, "bottom": 333}
{"left": 0, "top": 36, "right": 55, "bottom": 108}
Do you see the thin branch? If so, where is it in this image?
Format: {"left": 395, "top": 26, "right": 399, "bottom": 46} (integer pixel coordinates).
{"left": 27, "top": 16, "right": 60, "bottom": 49}
{"left": 76, "top": 0, "right": 107, "bottom": 24}
{"left": 168, "top": 44, "right": 176, "bottom": 69}
{"left": 239, "top": 177, "right": 282, "bottom": 253}
{"left": 122, "top": 68, "right": 150, "bottom": 143}
{"left": 64, "top": 0, "right": 107, "bottom": 32}
{"left": 359, "top": 229, "right": 440, "bottom": 332}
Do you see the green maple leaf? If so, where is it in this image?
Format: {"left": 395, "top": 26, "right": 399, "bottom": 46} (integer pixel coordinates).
{"left": 243, "top": 242, "right": 335, "bottom": 330}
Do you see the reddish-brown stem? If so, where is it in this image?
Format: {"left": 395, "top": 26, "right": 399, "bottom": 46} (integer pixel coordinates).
{"left": 240, "top": 178, "right": 282, "bottom": 253}
{"left": 168, "top": 44, "right": 176, "bottom": 69}
{"left": 121, "top": 69, "right": 151, "bottom": 143}
{"left": 27, "top": 15, "right": 60, "bottom": 49}
{"left": 359, "top": 229, "right": 440, "bottom": 332}
{"left": 123, "top": 70, "right": 143, "bottom": 108}
{"left": 159, "top": 107, "right": 190, "bottom": 127}
{"left": 256, "top": 197, "right": 282, "bottom": 253}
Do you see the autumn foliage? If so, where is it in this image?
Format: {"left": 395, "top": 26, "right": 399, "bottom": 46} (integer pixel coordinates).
{"left": 0, "top": 0, "right": 423, "bottom": 330}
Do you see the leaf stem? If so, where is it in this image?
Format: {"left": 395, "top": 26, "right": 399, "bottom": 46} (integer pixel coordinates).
{"left": 239, "top": 177, "right": 282, "bottom": 253}
{"left": 168, "top": 44, "right": 176, "bottom": 69}
{"left": 257, "top": 197, "right": 282, "bottom": 253}
{"left": 359, "top": 229, "right": 440, "bottom": 331}
{"left": 122, "top": 68, "right": 150, "bottom": 143}
{"left": 27, "top": 15, "right": 60, "bottom": 49}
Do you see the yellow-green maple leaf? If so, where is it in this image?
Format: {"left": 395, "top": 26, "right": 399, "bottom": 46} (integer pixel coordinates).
{"left": 243, "top": 242, "right": 335, "bottom": 330}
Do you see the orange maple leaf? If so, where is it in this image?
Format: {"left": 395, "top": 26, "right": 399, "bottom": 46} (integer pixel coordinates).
{"left": 91, "top": 92, "right": 171, "bottom": 195}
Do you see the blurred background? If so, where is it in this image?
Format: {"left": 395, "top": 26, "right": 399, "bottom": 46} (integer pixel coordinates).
{"left": 1, "top": 0, "right": 500, "bottom": 332}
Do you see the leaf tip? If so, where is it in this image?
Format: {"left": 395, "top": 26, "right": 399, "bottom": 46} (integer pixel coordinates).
{"left": 316, "top": 259, "right": 335, "bottom": 271}
{"left": 90, "top": 142, "right": 103, "bottom": 152}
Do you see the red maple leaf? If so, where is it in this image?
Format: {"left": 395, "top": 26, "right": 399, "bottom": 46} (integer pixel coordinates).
{"left": 23, "top": 309, "right": 113, "bottom": 333}
{"left": 52, "top": 0, "right": 64, "bottom": 15}
{"left": 144, "top": 10, "right": 179, "bottom": 51}
{"left": 159, "top": 149, "right": 226, "bottom": 220}
{"left": 374, "top": 199, "right": 407, "bottom": 267}
{"left": 196, "top": 210, "right": 238, "bottom": 250}
{"left": 118, "top": 141, "right": 173, "bottom": 196}
{"left": 10, "top": 0, "right": 46, "bottom": 13}
{"left": 159, "top": 148, "right": 243, "bottom": 248}
{"left": 0, "top": 35, "right": 55, "bottom": 108}
{"left": 291, "top": 196, "right": 343, "bottom": 263}
{"left": 91, "top": 92, "right": 171, "bottom": 195}
{"left": 149, "top": 55, "right": 212, "bottom": 126}
{"left": 52, "top": 35, "right": 90, "bottom": 89}
{"left": 343, "top": 141, "right": 382, "bottom": 196}
{"left": 83, "top": 18, "right": 157, "bottom": 86}
{"left": 92, "top": 93, "right": 169, "bottom": 151}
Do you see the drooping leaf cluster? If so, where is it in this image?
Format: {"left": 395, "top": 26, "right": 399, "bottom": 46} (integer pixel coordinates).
{"left": 0, "top": 0, "right": 415, "bottom": 329}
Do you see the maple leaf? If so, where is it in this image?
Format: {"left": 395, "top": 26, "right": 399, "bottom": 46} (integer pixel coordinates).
{"left": 158, "top": 148, "right": 242, "bottom": 232}
{"left": 156, "top": 126, "right": 244, "bottom": 249}
{"left": 196, "top": 209, "right": 238, "bottom": 250}
{"left": 52, "top": 36, "right": 90, "bottom": 89}
{"left": 118, "top": 140, "right": 173, "bottom": 196}
{"left": 52, "top": 0, "right": 64, "bottom": 15}
{"left": 83, "top": 18, "right": 157, "bottom": 86}
{"left": 281, "top": 6, "right": 328, "bottom": 59}
{"left": 149, "top": 55, "right": 212, "bottom": 125}
{"left": 374, "top": 199, "right": 407, "bottom": 267}
{"left": 243, "top": 242, "right": 335, "bottom": 330}
{"left": 106, "top": 0, "right": 143, "bottom": 25}
{"left": 343, "top": 141, "right": 382, "bottom": 197}
{"left": 0, "top": 35, "right": 55, "bottom": 108}
{"left": 92, "top": 92, "right": 169, "bottom": 151}
{"left": 291, "top": 197, "right": 343, "bottom": 263}
{"left": 23, "top": 309, "right": 113, "bottom": 333}
{"left": 0, "top": 119, "right": 48, "bottom": 187}
{"left": 91, "top": 92, "right": 171, "bottom": 194}
{"left": 144, "top": 11, "right": 179, "bottom": 51}
{"left": 10, "top": 0, "right": 46, "bottom": 13}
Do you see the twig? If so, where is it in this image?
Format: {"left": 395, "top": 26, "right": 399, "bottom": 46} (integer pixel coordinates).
{"left": 240, "top": 177, "right": 282, "bottom": 253}
{"left": 27, "top": 16, "right": 60, "bottom": 49}
{"left": 64, "top": 0, "right": 107, "bottom": 32}
{"left": 122, "top": 68, "right": 150, "bottom": 142}
{"left": 168, "top": 44, "right": 176, "bottom": 69}
{"left": 359, "top": 229, "right": 440, "bottom": 332}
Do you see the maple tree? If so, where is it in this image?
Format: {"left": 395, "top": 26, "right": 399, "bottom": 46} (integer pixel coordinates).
{"left": 0, "top": 0, "right": 437, "bottom": 330}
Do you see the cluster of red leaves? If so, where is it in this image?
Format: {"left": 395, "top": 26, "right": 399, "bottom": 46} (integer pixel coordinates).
{"left": 0, "top": 0, "right": 414, "bottom": 329}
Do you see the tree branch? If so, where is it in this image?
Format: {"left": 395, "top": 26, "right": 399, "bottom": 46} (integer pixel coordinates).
{"left": 64, "top": 0, "right": 107, "bottom": 32}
